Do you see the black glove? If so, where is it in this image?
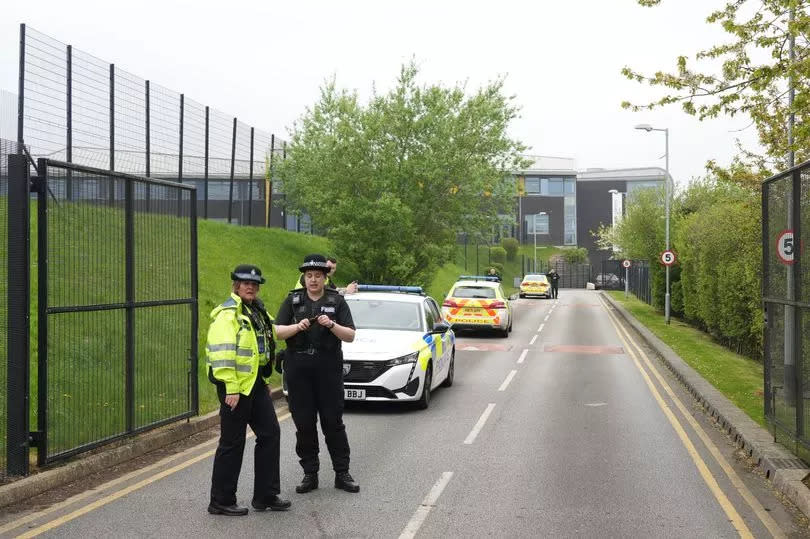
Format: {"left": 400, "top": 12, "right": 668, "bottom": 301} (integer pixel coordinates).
{"left": 274, "top": 350, "right": 286, "bottom": 374}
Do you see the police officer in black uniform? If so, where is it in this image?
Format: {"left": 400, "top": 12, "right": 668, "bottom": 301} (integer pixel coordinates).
{"left": 547, "top": 268, "right": 560, "bottom": 299}
{"left": 275, "top": 254, "right": 360, "bottom": 494}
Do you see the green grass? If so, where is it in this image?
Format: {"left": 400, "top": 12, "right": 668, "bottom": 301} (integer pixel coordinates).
{"left": 607, "top": 291, "right": 765, "bottom": 427}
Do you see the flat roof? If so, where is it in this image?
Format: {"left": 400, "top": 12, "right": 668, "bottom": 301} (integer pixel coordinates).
{"left": 576, "top": 167, "right": 669, "bottom": 182}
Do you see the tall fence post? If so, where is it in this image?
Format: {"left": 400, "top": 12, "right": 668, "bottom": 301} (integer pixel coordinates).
{"left": 7, "top": 154, "right": 31, "bottom": 476}
{"left": 35, "top": 158, "right": 48, "bottom": 465}
{"left": 109, "top": 63, "right": 115, "bottom": 177}
{"left": 66, "top": 44, "right": 73, "bottom": 200}
{"left": 248, "top": 127, "right": 254, "bottom": 226}
{"left": 125, "top": 171, "right": 135, "bottom": 434}
{"left": 145, "top": 80, "right": 151, "bottom": 209}
{"left": 190, "top": 188, "right": 199, "bottom": 415}
{"left": 204, "top": 106, "right": 209, "bottom": 220}
{"left": 178, "top": 93, "right": 184, "bottom": 216}
{"left": 17, "top": 24, "right": 25, "bottom": 153}
{"left": 267, "top": 133, "right": 274, "bottom": 227}
{"left": 227, "top": 117, "right": 236, "bottom": 224}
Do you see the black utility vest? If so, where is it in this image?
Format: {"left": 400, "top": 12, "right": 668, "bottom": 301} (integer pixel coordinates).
{"left": 286, "top": 289, "right": 341, "bottom": 353}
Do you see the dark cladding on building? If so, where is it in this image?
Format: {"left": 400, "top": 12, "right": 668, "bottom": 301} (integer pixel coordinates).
{"left": 514, "top": 156, "right": 667, "bottom": 262}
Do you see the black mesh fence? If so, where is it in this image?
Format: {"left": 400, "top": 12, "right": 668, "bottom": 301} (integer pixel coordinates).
{"left": 19, "top": 24, "right": 287, "bottom": 227}
{"left": 627, "top": 260, "right": 651, "bottom": 305}
{"left": 763, "top": 161, "right": 810, "bottom": 457}
{"left": 0, "top": 139, "right": 20, "bottom": 477}
{"left": 36, "top": 158, "right": 197, "bottom": 463}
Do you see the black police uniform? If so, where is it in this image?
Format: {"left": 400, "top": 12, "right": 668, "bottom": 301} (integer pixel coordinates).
{"left": 548, "top": 270, "right": 560, "bottom": 299}
{"left": 276, "top": 287, "right": 355, "bottom": 476}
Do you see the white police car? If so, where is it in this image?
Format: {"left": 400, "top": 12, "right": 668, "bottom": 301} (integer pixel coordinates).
{"left": 340, "top": 285, "right": 455, "bottom": 409}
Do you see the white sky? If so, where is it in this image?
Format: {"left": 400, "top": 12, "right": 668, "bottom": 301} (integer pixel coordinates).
{"left": 0, "top": 0, "right": 764, "bottom": 187}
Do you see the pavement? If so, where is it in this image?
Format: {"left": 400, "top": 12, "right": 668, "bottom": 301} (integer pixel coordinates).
{"left": 2, "top": 295, "right": 810, "bottom": 523}
{"left": 602, "top": 291, "right": 810, "bottom": 519}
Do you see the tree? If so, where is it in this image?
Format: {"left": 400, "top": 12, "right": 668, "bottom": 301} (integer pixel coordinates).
{"left": 623, "top": 0, "right": 810, "bottom": 177}
{"left": 278, "top": 63, "right": 528, "bottom": 285}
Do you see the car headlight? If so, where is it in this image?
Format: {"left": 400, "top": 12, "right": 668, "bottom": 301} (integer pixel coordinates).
{"left": 387, "top": 351, "right": 419, "bottom": 366}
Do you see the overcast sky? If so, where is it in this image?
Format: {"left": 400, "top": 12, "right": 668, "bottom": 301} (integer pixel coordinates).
{"left": 1, "top": 0, "right": 764, "bottom": 187}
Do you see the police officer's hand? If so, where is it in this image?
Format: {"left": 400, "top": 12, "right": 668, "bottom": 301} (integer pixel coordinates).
{"left": 316, "top": 314, "right": 334, "bottom": 328}
{"left": 345, "top": 281, "right": 358, "bottom": 294}
{"left": 225, "top": 393, "right": 239, "bottom": 411}
{"left": 296, "top": 318, "right": 311, "bottom": 332}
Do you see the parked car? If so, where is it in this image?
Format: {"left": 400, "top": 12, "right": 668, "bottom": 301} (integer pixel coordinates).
{"left": 442, "top": 275, "right": 512, "bottom": 337}
{"left": 519, "top": 274, "right": 551, "bottom": 299}
{"left": 338, "top": 285, "right": 455, "bottom": 409}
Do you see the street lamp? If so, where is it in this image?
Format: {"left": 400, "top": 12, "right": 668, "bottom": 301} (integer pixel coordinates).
{"left": 533, "top": 212, "right": 547, "bottom": 272}
{"left": 634, "top": 123, "right": 671, "bottom": 324}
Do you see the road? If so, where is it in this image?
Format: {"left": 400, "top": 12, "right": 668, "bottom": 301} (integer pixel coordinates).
{"left": 0, "top": 290, "right": 806, "bottom": 538}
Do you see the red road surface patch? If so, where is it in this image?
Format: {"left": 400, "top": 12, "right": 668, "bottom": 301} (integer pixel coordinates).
{"left": 543, "top": 344, "right": 624, "bottom": 355}
{"left": 456, "top": 343, "right": 513, "bottom": 352}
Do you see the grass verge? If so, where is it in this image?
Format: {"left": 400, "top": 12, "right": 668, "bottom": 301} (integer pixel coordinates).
{"left": 606, "top": 291, "right": 765, "bottom": 427}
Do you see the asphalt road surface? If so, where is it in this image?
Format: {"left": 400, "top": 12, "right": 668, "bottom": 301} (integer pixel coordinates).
{"left": 1, "top": 290, "right": 808, "bottom": 538}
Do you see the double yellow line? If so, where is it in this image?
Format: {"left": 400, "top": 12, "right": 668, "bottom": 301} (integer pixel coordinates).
{"left": 2, "top": 410, "right": 291, "bottom": 538}
{"left": 598, "top": 294, "right": 783, "bottom": 539}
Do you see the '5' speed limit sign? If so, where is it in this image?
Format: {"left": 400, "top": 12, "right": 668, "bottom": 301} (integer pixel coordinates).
{"left": 660, "top": 250, "right": 677, "bottom": 266}
{"left": 776, "top": 229, "right": 804, "bottom": 265}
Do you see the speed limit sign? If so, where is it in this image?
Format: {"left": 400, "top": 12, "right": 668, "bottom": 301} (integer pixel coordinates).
{"left": 622, "top": 259, "right": 631, "bottom": 269}
{"left": 776, "top": 229, "right": 800, "bottom": 265}
{"left": 660, "top": 250, "right": 677, "bottom": 266}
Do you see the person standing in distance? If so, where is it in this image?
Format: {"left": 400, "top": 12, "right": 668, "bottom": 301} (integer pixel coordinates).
{"left": 547, "top": 268, "right": 560, "bottom": 299}
{"left": 275, "top": 254, "right": 359, "bottom": 494}
{"left": 207, "top": 265, "right": 291, "bottom": 516}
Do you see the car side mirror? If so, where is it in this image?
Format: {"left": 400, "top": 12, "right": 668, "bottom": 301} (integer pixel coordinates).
{"left": 431, "top": 322, "right": 450, "bottom": 334}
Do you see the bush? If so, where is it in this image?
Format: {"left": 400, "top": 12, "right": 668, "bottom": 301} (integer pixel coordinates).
{"left": 501, "top": 238, "right": 519, "bottom": 261}
{"left": 561, "top": 247, "right": 588, "bottom": 264}
{"left": 490, "top": 246, "right": 507, "bottom": 264}
{"left": 490, "top": 262, "right": 504, "bottom": 275}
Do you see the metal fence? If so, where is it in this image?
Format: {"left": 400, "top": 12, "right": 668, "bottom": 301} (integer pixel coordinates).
{"left": 627, "top": 260, "right": 652, "bottom": 305}
{"left": 763, "top": 159, "right": 810, "bottom": 456}
{"left": 5, "top": 154, "right": 198, "bottom": 474}
{"left": 18, "top": 24, "right": 287, "bottom": 227}
{"left": 1, "top": 138, "right": 23, "bottom": 478}
{"left": 522, "top": 258, "right": 592, "bottom": 289}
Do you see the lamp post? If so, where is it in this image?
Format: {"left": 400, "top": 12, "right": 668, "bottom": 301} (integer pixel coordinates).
{"left": 533, "top": 212, "right": 547, "bottom": 272}
{"left": 608, "top": 189, "right": 620, "bottom": 253}
{"left": 635, "top": 123, "right": 671, "bottom": 324}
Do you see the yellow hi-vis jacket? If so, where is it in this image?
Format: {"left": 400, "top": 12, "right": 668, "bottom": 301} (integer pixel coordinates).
{"left": 206, "top": 293, "right": 274, "bottom": 395}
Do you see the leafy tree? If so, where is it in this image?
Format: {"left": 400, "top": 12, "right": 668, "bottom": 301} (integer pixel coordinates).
{"left": 561, "top": 247, "right": 588, "bottom": 264}
{"left": 623, "top": 0, "right": 810, "bottom": 176}
{"left": 501, "top": 237, "right": 519, "bottom": 261}
{"left": 278, "top": 63, "right": 528, "bottom": 285}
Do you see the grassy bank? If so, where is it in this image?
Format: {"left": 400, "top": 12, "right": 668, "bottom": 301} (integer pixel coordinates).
{"left": 606, "top": 291, "right": 765, "bottom": 427}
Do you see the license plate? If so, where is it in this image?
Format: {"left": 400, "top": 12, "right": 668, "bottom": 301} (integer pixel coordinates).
{"left": 462, "top": 307, "right": 482, "bottom": 314}
{"left": 344, "top": 388, "right": 366, "bottom": 400}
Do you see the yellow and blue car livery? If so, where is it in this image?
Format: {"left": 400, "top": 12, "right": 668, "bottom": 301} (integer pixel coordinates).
{"left": 340, "top": 285, "right": 455, "bottom": 409}
{"left": 442, "top": 276, "right": 513, "bottom": 338}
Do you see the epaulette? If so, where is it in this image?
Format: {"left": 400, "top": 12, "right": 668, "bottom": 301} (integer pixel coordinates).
{"left": 222, "top": 297, "right": 237, "bottom": 308}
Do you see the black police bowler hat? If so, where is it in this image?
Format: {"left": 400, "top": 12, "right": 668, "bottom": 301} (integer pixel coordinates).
{"left": 231, "top": 264, "right": 266, "bottom": 284}
{"left": 298, "top": 254, "right": 330, "bottom": 274}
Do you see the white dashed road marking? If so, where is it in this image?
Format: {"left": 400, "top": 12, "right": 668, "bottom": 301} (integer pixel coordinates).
{"left": 529, "top": 335, "right": 538, "bottom": 345}
{"left": 517, "top": 349, "right": 528, "bottom": 364}
{"left": 498, "top": 370, "right": 517, "bottom": 392}
{"left": 464, "top": 403, "right": 496, "bottom": 445}
{"left": 399, "top": 472, "right": 455, "bottom": 539}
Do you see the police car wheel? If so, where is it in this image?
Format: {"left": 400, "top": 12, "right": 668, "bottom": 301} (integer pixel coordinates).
{"left": 441, "top": 353, "right": 454, "bottom": 388}
{"left": 417, "top": 366, "right": 432, "bottom": 410}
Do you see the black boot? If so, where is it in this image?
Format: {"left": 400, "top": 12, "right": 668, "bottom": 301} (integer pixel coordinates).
{"left": 251, "top": 495, "right": 291, "bottom": 512}
{"left": 334, "top": 471, "right": 360, "bottom": 493}
{"left": 207, "top": 501, "right": 249, "bottom": 516}
{"left": 296, "top": 473, "right": 319, "bottom": 493}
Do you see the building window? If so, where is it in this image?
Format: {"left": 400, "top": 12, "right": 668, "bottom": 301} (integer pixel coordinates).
{"left": 564, "top": 196, "right": 576, "bottom": 245}
{"left": 525, "top": 213, "right": 549, "bottom": 235}
{"left": 627, "top": 180, "right": 663, "bottom": 194}
{"left": 525, "top": 177, "right": 540, "bottom": 193}
{"left": 564, "top": 178, "right": 575, "bottom": 194}
{"left": 548, "top": 178, "right": 564, "bottom": 195}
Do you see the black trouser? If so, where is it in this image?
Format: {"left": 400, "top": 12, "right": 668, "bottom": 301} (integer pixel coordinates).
{"left": 551, "top": 284, "right": 559, "bottom": 298}
{"left": 285, "top": 350, "right": 350, "bottom": 474}
{"left": 210, "top": 377, "right": 280, "bottom": 505}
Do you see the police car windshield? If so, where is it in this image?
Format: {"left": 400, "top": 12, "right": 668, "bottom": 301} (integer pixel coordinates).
{"left": 452, "top": 286, "right": 496, "bottom": 299}
{"left": 346, "top": 299, "right": 423, "bottom": 331}
{"left": 524, "top": 275, "right": 548, "bottom": 282}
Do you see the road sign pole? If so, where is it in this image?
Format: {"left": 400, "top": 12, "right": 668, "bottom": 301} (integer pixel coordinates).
{"left": 621, "top": 260, "right": 631, "bottom": 298}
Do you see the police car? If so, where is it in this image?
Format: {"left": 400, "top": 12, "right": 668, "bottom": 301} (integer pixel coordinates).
{"left": 519, "top": 273, "right": 551, "bottom": 298}
{"left": 340, "top": 285, "right": 455, "bottom": 409}
{"left": 441, "top": 275, "right": 512, "bottom": 337}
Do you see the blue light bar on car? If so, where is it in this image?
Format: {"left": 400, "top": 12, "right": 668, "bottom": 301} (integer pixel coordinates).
{"left": 458, "top": 275, "right": 501, "bottom": 282}
{"left": 357, "top": 284, "right": 425, "bottom": 295}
